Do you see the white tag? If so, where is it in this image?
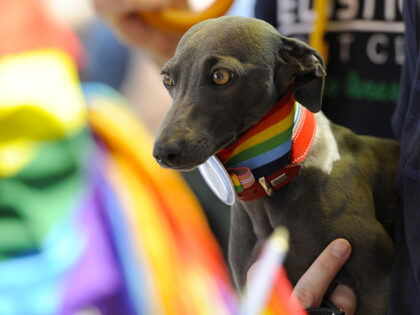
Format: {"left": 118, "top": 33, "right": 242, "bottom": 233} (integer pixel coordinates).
{"left": 198, "top": 155, "right": 236, "bottom": 206}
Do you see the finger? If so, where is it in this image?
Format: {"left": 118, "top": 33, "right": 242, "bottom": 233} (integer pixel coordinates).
{"left": 292, "top": 238, "right": 352, "bottom": 308}
{"left": 329, "top": 284, "right": 357, "bottom": 315}
{"left": 93, "top": 0, "right": 169, "bottom": 16}
{"left": 114, "top": 13, "right": 181, "bottom": 64}
{"left": 169, "top": 0, "right": 188, "bottom": 10}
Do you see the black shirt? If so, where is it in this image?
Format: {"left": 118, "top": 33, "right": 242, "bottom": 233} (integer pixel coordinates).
{"left": 255, "top": 0, "right": 404, "bottom": 138}
{"left": 389, "top": 0, "right": 420, "bottom": 313}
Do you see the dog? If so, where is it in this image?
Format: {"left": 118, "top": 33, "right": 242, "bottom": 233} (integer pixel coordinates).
{"left": 153, "top": 16, "right": 399, "bottom": 314}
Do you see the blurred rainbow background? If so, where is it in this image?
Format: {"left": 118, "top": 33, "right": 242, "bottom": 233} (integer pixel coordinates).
{"left": 0, "top": 0, "right": 305, "bottom": 314}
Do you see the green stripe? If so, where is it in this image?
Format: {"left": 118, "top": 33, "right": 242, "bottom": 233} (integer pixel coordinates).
{"left": 225, "top": 125, "right": 294, "bottom": 167}
{"left": 0, "top": 129, "right": 92, "bottom": 259}
{"left": 234, "top": 184, "right": 244, "bottom": 193}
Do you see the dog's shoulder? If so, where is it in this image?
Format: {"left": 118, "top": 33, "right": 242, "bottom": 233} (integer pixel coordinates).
{"left": 303, "top": 112, "right": 341, "bottom": 174}
{"left": 307, "top": 111, "right": 399, "bottom": 188}
{"left": 329, "top": 119, "right": 399, "bottom": 167}
{"left": 324, "top": 115, "right": 399, "bottom": 206}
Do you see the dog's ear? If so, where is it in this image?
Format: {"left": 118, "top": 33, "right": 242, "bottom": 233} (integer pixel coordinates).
{"left": 278, "top": 37, "right": 326, "bottom": 113}
{"left": 293, "top": 52, "right": 326, "bottom": 113}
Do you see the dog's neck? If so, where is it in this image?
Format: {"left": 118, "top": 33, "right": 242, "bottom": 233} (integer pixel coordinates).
{"left": 216, "top": 90, "right": 317, "bottom": 200}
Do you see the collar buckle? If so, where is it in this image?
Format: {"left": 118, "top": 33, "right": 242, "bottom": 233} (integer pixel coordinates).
{"left": 270, "top": 173, "right": 289, "bottom": 187}
{"left": 258, "top": 177, "right": 273, "bottom": 196}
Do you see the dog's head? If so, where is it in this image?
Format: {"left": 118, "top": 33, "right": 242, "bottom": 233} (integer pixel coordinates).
{"left": 153, "top": 16, "right": 325, "bottom": 170}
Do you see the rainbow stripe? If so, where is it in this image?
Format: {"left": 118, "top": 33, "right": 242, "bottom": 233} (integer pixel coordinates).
{"left": 236, "top": 167, "right": 255, "bottom": 189}
{"left": 230, "top": 173, "right": 244, "bottom": 192}
{"left": 218, "top": 91, "right": 297, "bottom": 172}
{"left": 0, "top": 47, "right": 303, "bottom": 315}
{"left": 87, "top": 84, "right": 237, "bottom": 315}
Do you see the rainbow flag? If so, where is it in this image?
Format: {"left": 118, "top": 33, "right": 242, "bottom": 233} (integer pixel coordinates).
{"left": 0, "top": 49, "right": 238, "bottom": 315}
{"left": 0, "top": 0, "right": 307, "bottom": 312}
{"left": 0, "top": 48, "right": 306, "bottom": 315}
{"left": 86, "top": 82, "right": 237, "bottom": 315}
{"left": 217, "top": 91, "right": 298, "bottom": 177}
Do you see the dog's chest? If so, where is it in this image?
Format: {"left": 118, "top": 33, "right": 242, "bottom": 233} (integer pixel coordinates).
{"left": 240, "top": 184, "right": 328, "bottom": 238}
{"left": 240, "top": 192, "right": 335, "bottom": 283}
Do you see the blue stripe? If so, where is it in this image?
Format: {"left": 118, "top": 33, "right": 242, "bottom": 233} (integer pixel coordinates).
{"left": 229, "top": 139, "right": 292, "bottom": 170}
{"left": 0, "top": 206, "right": 86, "bottom": 314}
{"left": 98, "top": 175, "right": 149, "bottom": 315}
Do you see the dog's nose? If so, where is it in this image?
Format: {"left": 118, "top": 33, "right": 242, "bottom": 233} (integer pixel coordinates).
{"left": 153, "top": 141, "right": 182, "bottom": 168}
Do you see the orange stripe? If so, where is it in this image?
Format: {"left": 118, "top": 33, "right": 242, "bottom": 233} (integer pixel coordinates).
{"left": 228, "top": 106, "right": 295, "bottom": 158}
{"left": 218, "top": 92, "right": 294, "bottom": 161}
{"left": 291, "top": 107, "right": 316, "bottom": 163}
{"left": 266, "top": 268, "right": 307, "bottom": 315}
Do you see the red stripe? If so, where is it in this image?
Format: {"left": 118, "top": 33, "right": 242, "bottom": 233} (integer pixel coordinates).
{"left": 291, "top": 107, "right": 316, "bottom": 163}
{"left": 218, "top": 90, "right": 294, "bottom": 161}
{"left": 267, "top": 267, "right": 307, "bottom": 314}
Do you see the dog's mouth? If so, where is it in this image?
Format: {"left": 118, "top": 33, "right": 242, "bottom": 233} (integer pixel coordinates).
{"left": 167, "top": 135, "right": 236, "bottom": 171}
{"left": 154, "top": 133, "right": 238, "bottom": 172}
{"left": 170, "top": 165, "right": 198, "bottom": 172}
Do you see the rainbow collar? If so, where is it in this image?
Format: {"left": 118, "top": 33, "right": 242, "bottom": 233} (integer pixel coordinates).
{"left": 216, "top": 90, "right": 316, "bottom": 201}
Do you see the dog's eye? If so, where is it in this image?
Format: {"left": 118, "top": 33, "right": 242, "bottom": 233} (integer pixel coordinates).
{"left": 211, "top": 69, "right": 232, "bottom": 85}
{"left": 162, "top": 73, "right": 174, "bottom": 87}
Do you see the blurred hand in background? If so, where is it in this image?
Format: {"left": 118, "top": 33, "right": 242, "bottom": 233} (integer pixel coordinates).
{"left": 93, "top": 0, "right": 188, "bottom": 65}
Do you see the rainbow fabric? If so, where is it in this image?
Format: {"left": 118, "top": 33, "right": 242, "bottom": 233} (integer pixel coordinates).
{"left": 229, "top": 168, "right": 255, "bottom": 193}
{"left": 217, "top": 90, "right": 300, "bottom": 191}
{"left": 0, "top": 47, "right": 306, "bottom": 315}
{"left": 0, "top": 49, "right": 239, "bottom": 315}
{"left": 0, "top": 0, "right": 306, "bottom": 312}
{"left": 86, "top": 83, "right": 237, "bottom": 315}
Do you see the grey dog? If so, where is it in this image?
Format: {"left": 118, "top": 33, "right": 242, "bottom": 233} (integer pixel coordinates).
{"left": 153, "top": 16, "right": 399, "bottom": 314}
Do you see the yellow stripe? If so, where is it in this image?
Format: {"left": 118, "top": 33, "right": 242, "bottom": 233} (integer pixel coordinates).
{"left": 106, "top": 154, "right": 177, "bottom": 314}
{"left": 0, "top": 49, "right": 86, "bottom": 133}
{"left": 89, "top": 94, "right": 231, "bottom": 315}
{"left": 230, "top": 174, "right": 241, "bottom": 187}
{"left": 0, "top": 49, "right": 87, "bottom": 177}
{"left": 0, "top": 141, "right": 37, "bottom": 178}
{"left": 309, "top": 0, "right": 329, "bottom": 62}
{"left": 230, "top": 103, "right": 296, "bottom": 157}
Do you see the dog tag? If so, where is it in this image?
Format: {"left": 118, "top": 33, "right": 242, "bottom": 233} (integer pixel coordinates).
{"left": 198, "top": 155, "right": 236, "bottom": 206}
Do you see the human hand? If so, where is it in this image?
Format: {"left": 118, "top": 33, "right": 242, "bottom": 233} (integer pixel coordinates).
{"left": 92, "top": 0, "right": 187, "bottom": 65}
{"left": 247, "top": 238, "right": 356, "bottom": 314}
{"left": 292, "top": 238, "right": 356, "bottom": 314}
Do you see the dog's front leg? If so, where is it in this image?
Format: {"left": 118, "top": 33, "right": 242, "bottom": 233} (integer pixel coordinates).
{"left": 228, "top": 202, "right": 260, "bottom": 290}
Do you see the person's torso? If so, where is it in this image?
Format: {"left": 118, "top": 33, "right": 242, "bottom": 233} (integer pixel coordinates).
{"left": 255, "top": 0, "right": 404, "bottom": 138}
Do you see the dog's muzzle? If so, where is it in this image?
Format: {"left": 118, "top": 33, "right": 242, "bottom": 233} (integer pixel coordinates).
{"left": 153, "top": 141, "right": 182, "bottom": 168}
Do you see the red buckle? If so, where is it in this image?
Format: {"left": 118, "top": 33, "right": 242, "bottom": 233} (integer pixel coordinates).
{"left": 236, "top": 164, "right": 301, "bottom": 201}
